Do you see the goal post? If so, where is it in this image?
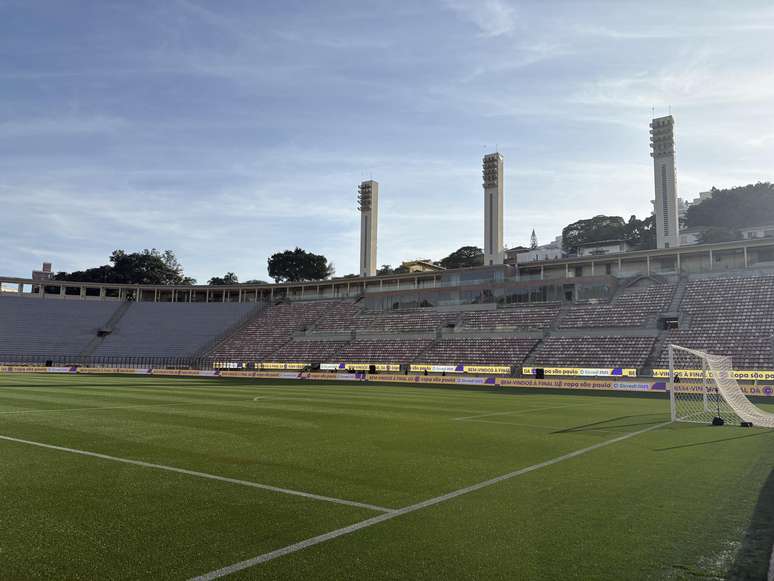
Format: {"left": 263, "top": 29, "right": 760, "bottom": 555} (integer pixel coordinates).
{"left": 668, "top": 344, "right": 774, "bottom": 427}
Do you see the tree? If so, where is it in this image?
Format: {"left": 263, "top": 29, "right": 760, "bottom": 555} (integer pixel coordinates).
{"left": 439, "top": 246, "right": 484, "bottom": 269}
{"left": 623, "top": 215, "right": 656, "bottom": 250}
{"left": 243, "top": 279, "right": 269, "bottom": 285}
{"left": 562, "top": 216, "right": 627, "bottom": 253}
{"left": 55, "top": 249, "right": 196, "bottom": 285}
{"left": 267, "top": 247, "right": 334, "bottom": 283}
{"left": 685, "top": 182, "right": 774, "bottom": 231}
{"left": 697, "top": 227, "right": 739, "bottom": 244}
{"left": 561, "top": 215, "right": 655, "bottom": 253}
{"left": 208, "top": 272, "right": 239, "bottom": 285}
{"left": 377, "top": 264, "right": 394, "bottom": 276}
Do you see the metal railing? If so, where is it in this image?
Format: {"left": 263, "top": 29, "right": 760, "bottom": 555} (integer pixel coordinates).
{"left": 0, "top": 354, "right": 216, "bottom": 370}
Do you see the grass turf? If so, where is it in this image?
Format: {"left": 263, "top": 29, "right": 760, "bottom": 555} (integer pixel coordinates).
{"left": 0, "top": 373, "right": 772, "bottom": 580}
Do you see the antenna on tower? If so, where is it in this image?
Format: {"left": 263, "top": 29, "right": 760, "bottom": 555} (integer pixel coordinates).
{"left": 668, "top": 104, "right": 672, "bottom": 115}
{"left": 651, "top": 105, "right": 655, "bottom": 118}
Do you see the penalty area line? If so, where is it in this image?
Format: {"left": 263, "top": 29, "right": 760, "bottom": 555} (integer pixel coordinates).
{"left": 190, "top": 420, "right": 672, "bottom": 580}
{"left": 0, "top": 434, "right": 393, "bottom": 514}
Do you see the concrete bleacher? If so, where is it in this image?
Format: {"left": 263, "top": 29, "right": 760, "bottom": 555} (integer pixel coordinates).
{"left": 264, "top": 340, "right": 350, "bottom": 363}
{"left": 312, "top": 301, "right": 372, "bottom": 331}
{"left": 331, "top": 339, "right": 433, "bottom": 364}
{"left": 532, "top": 336, "right": 656, "bottom": 368}
{"left": 655, "top": 275, "right": 774, "bottom": 369}
{"left": 94, "top": 302, "right": 256, "bottom": 358}
{"left": 419, "top": 337, "right": 538, "bottom": 366}
{"left": 210, "top": 300, "right": 338, "bottom": 362}
{"left": 559, "top": 283, "right": 675, "bottom": 328}
{"left": 4, "top": 270, "right": 774, "bottom": 374}
{"left": 460, "top": 304, "right": 559, "bottom": 330}
{"left": 0, "top": 296, "right": 120, "bottom": 357}
{"left": 366, "top": 310, "right": 458, "bottom": 333}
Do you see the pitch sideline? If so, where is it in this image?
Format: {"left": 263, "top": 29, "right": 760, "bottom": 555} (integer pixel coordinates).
{"left": 190, "top": 419, "right": 672, "bottom": 580}
{"left": 0, "top": 434, "right": 393, "bottom": 513}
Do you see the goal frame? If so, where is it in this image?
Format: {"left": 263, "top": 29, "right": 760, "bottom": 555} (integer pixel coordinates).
{"left": 667, "top": 343, "right": 715, "bottom": 423}
{"left": 667, "top": 343, "right": 774, "bottom": 427}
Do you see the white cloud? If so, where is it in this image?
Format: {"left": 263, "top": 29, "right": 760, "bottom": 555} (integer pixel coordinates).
{"left": 443, "top": 0, "right": 517, "bottom": 37}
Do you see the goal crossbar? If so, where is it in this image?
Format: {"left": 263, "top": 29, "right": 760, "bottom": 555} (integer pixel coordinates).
{"left": 668, "top": 344, "right": 774, "bottom": 428}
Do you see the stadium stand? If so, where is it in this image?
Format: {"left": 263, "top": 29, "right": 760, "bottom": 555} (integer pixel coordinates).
{"left": 311, "top": 300, "right": 372, "bottom": 331}
{"left": 558, "top": 282, "right": 675, "bottom": 328}
{"left": 419, "top": 337, "right": 538, "bottom": 366}
{"left": 94, "top": 302, "right": 257, "bottom": 357}
{"left": 331, "top": 339, "right": 433, "bottom": 364}
{"left": 0, "top": 296, "right": 119, "bottom": 357}
{"left": 657, "top": 331, "right": 772, "bottom": 370}
{"left": 459, "top": 304, "right": 559, "bottom": 330}
{"left": 366, "top": 310, "right": 458, "bottom": 332}
{"left": 5, "top": 269, "right": 774, "bottom": 373}
{"left": 531, "top": 336, "right": 656, "bottom": 368}
{"left": 264, "top": 340, "right": 350, "bottom": 363}
{"left": 210, "top": 300, "right": 340, "bottom": 361}
{"left": 655, "top": 275, "right": 774, "bottom": 369}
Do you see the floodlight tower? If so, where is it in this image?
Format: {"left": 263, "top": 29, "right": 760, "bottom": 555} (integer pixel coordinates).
{"left": 482, "top": 152, "right": 504, "bottom": 265}
{"left": 358, "top": 180, "right": 379, "bottom": 277}
{"left": 650, "top": 115, "right": 680, "bottom": 249}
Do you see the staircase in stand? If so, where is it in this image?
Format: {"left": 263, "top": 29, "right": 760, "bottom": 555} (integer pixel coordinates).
{"left": 78, "top": 300, "right": 133, "bottom": 358}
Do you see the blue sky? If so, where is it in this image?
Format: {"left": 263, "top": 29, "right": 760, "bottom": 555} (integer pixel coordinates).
{"left": 1, "top": 1, "right": 773, "bottom": 283}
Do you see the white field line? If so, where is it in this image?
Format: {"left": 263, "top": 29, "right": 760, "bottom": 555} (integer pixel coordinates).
{"left": 0, "top": 401, "right": 203, "bottom": 415}
{"left": 453, "top": 403, "right": 590, "bottom": 421}
{"left": 190, "top": 420, "right": 673, "bottom": 580}
{"left": 769, "top": 541, "right": 774, "bottom": 581}
{"left": 0, "top": 434, "right": 393, "bottom": 514}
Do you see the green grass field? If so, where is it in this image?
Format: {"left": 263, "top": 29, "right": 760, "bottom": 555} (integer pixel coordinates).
{"left": 0, "top": 373, "right": 772, "bottom": 580}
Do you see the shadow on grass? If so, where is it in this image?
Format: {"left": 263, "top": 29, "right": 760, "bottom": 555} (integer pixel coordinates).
{"left": 726, "top": 468, "right": 774, "bottom": 581}
{"left": 654, "top": 429, "right": 774, "bottom": 452}
{"left": 552, "top": 414, "right": 667, "bottom": 434}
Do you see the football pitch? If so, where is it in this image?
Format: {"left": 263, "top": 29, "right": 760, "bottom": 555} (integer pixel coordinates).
{"left": 1, "top": 374, "right": 773, "bottom": 580}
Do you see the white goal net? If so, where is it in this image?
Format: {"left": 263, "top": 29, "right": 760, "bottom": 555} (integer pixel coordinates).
{"left": 668, "top": 344, "right": 774, "bottom": 428}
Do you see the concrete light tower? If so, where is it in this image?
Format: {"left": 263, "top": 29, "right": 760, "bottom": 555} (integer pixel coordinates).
{"left": 482, "top": 152, "right": 504, "bottom": 265}
{"left": 358, "top": 180, "right": 378, "bottom": 277}
{"left": 650, "top": 115, "right": 680, "bottom": 249}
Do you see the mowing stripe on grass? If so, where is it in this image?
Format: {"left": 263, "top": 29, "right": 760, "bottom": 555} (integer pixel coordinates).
{"left": 190, "top": 419, "right": 672, "bottom": 580}
{"left": 0, "top": 401, "right": 203, "bottom": 415}
{"left": 453, "top": 402, "right": 589, "bottom": 421}
{"left": 0, "top": 434, "right": 393, "bottom": 513}
{"left": 457, "top": 418, "right": 567, "bottom": 430}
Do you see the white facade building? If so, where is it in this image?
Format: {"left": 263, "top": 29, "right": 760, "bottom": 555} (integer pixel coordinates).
{"left": 513, "top": 236, "right": 564, "bottom": 264}
{"left": 650, "top": 115, "right": 681, "bottom": 249}
{"left": 577, "top": 240, "right": 633, "bottom": 257}
{"left": 740, "top": 224, "right": 774, "bottom": 240}
{"left": 358, "top": 180, "right": 378, "bottom": 277}
{"left": 482, "top": 152, "right": 504, "bottom": 265}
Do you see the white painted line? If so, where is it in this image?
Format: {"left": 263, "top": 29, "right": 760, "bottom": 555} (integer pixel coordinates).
{"left": 190, "top": 420, "right": 672, "bottom": 580}
{"left": 0, "top": 401, "right": 202, "bottom": 415}
{"left": 0, "top": 434, "right": 393, "bottom": 514}
{"left": 768, "top": 540, "right": 774, "bottom": 581}
{"left": 453, "top": 403, "right": 589, "bottom": 421}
